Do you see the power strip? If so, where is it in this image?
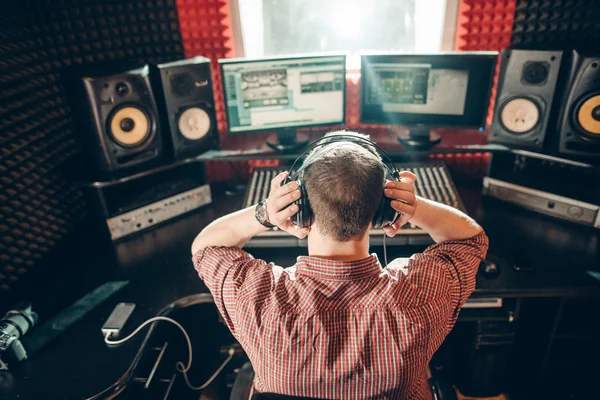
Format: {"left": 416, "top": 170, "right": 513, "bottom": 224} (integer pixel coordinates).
{"left": 107, "top": 184, "right": 212, "bottom": 240}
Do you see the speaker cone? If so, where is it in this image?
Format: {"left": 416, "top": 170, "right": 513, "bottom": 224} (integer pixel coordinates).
{"left": 575, "top": 94, "right": 600, "bottom": 137}
{"left": 178, "top": 107, "right": 211, "bottom": 140}
{"left": 109, "top": 106, "right": 150, "bottom": 146}
{"left": 499, "top": 98, "right": 540, "bottom": 134}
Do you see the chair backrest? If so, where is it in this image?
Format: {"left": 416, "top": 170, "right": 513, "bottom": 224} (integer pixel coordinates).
{"left": 252, "top": 394, "right": 324, "bottom": 400}
{"left": 230, "top": 362, "right": 323, "bottom": 400}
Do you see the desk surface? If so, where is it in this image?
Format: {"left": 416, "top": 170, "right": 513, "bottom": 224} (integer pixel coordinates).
{"left": 2, "top": 183, "right": 599, "bottom": 399}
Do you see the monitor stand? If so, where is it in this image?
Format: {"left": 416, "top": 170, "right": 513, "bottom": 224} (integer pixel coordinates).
{"left": 266, "top": 128, "right": 309, "bottom": 153}
{"left": 397, "top": 126, "right": 442, "bottom": 151}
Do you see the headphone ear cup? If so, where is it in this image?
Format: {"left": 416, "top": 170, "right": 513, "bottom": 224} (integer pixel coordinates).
{"left": 281, "top": 175, "right": 301, "bottom": 227}
{"left": 296, "top": 180, "right": 313, "bottom": 228}
{"left": 380, "top": 196, "right": 399, "bottom": 228}
{"left": 372, "top": 193, "right": 387, "bottom": 229}
{"left": 290, "top": 177, "right": 313, "bottom": 228}
{"left": 281, "top": 176, "right": 293, "bottom": 186}
{"left": 372, "top": 176, "right": 400, "bottom": 229}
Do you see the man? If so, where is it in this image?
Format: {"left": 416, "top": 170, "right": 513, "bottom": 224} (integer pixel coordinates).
{"left": 191, "top": 132, "right": 488, "bottom": 399}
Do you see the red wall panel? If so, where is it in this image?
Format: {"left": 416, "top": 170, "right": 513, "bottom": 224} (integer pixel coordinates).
{"left": 177, "top": 0, "right": 235, "bottom": 180}
{"left": 451, "top": 0, "right": 516, "bottom": 176}
{"left": 455, "top": 0, "right": 516, "bottom": 126}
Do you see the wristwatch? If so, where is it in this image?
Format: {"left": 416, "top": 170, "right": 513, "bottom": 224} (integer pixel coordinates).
{"left": 255, "top": 199, "right": 276, "bottom": 229}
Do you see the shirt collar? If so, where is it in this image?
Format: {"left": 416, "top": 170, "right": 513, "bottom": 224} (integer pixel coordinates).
{"left": 295, "top": 254, "right": 382, "bottom": 281}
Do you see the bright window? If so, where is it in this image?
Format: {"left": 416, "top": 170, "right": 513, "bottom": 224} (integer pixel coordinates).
{"left": 237, "top": 0, "right": 449, "bottom": 69}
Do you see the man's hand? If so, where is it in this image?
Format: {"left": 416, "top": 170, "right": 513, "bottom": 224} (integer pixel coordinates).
{"left": 382, "top": 171, "right": 418, "bottom": 237}
{"left": 265, "top": 172, "right": 310, "bottom": 239}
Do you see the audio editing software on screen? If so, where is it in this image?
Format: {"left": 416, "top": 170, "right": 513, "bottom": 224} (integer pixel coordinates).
{"left": 366, "top": 63, "right": 469, "bottom": 116}
{"left": 222, "top": 56, "right": 345, "bottom": 132}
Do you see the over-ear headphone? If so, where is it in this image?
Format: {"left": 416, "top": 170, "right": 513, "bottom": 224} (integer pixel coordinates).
{"left": 282, "top": 134, "right": 401, "bottom": 229}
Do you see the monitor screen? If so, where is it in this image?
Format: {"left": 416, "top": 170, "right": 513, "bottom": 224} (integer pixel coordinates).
{"left": 220, "top": 55, "right": 346, "bottom": 133}
{"left": 360, "top": 53, "right": 497, "bottom": 128}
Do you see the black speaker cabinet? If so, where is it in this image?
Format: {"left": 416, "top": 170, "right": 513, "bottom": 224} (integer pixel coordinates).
{"left": 64, "top": 64, "right": 164, "bottom": 177}
{"left": 557, "top": 51, "right": 600, "bottom": 160}
{"left": 491, "top": 50, "right": 564, "bottom": 150}
{"left": 154, "top": 56, "right": 218, "bottom": 161}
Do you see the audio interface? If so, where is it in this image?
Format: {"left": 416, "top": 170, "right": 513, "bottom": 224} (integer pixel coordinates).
{"left": 483, "top": 177, "right": 600, "bottom": 228}
{"left": 106, "top": 184, "right": 212, "bottom": 240}
{"left": 484, "top": 150, "right": 600, "bottom": 229}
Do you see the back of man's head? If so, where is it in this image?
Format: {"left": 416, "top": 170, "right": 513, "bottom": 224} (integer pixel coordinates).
{"left": 303, "top": 131, "right": 385, "bottom": 241}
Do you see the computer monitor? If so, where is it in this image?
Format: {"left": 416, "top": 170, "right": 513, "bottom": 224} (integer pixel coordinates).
{"left": 220, "top": 54, "right": 346, "bottom": 152}
{"left": 360, "top": 52, "right": 498, "bottom": 149}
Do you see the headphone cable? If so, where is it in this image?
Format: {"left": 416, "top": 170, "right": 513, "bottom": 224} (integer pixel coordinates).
{"left": 383, "top": 232, "right": 388, "bottom": 266}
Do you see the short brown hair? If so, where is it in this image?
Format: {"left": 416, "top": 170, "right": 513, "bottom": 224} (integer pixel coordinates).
{"left": 303, "top": 131, "right": 385, "bottom": 241}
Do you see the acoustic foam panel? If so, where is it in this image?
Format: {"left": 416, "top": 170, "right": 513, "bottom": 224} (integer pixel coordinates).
{"left": 0, "top": 0, "right": 184, "bottom": 298}
{"left": 511, "top": 0, "right": 600, "bottom": 51}
{"left": 176, "top": 0, "right": 236, "bottom": 182}
{"left": 455, "top": 0, "right": 517, "bottom": 127}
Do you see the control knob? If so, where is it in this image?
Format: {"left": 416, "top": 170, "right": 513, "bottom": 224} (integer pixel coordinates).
{"left": 567, "top": 206, "right": 583, "bottom": 218}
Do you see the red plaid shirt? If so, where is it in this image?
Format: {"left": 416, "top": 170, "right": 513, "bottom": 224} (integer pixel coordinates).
{"left": 193, "top": 231, "right": 488, "bottom": 399}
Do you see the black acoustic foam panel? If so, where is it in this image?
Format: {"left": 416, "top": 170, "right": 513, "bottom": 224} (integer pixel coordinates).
{"left": 0, "top": 0, "right": 184, "bottom": 299}
{"left": 511, "top": 0, "right": 600, "bottom": 51}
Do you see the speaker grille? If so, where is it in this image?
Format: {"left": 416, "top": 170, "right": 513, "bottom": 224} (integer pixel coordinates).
{"left": 0, "top": 0, "right": 184, "bottom": 303}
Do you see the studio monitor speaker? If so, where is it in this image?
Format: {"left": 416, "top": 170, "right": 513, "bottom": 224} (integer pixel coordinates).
{"left": 490, "top": 50, "right": 564, "bottom": 150}
{"left": 64, "top": 64, "right": 164, "bottom": 177}
{"left": 154, "top": 56, "right": 218, "bottom": 161}
{"left": 557, "top": 51, "right": 600, "bottom": 160}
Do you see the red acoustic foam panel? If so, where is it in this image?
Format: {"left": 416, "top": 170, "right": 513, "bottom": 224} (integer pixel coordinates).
{"left": 177, "top": 0, "right": 235, "bottom": 181}
{"left": 177, "top": 0, "right": 233, "bottom": 136}
{"left": 456, "top": 0, "right": 516, "bottom": 127}
{"left": 444, "top": 0, "right": 516, "bottom": 174}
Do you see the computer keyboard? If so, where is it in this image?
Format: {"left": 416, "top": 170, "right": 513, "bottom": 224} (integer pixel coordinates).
{"left": 242, "top": 162, "right": 465, "bottom": 247}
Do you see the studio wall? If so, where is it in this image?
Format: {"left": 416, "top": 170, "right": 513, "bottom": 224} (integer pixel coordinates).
{"left": 3, "top": 0, "right": 598, "bottom": 304}
{"left": 0, "top": 0, "right": 512, "bottom": 301}
{"left": 0, "top": 0, "right": 185, "bottom": 301}
{"left": 511, "top": 0, "right": 600, "bottom": 51}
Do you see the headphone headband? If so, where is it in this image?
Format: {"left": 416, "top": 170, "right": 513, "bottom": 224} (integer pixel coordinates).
{"left": 283, "top": 134, "right": 401, "bottom": 230}
{"left": 288, "top": 135, "right": 399, "bottom": 179}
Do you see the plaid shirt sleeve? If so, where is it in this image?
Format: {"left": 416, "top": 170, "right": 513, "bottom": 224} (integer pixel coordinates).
{"left": 406, "top": 231, "right": 489, "bottom": 329}
{"left": 192, "top": 246, "right": 272, "bottom": 336}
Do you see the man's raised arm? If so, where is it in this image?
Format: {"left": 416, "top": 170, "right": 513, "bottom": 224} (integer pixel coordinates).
{"left": 406, "top": 196, "right": 483, "bottom": 243}
{"left": 191, "top": 171, "right": 309, "bottom": 255}
{"left": 382, "top": 172, "right": 483, "bottom": 242}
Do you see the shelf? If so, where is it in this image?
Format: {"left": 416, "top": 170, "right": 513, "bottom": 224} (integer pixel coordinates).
{"left": 63, "top": 155, "right": 205, "bottom": 188}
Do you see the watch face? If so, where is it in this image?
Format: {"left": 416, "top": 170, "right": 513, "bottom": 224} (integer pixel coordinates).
{"left": 255, "top": 201, "right": 273, "bottom": 227}
{"left": 256, "top": 203, "right": 267, "bottom": 222}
